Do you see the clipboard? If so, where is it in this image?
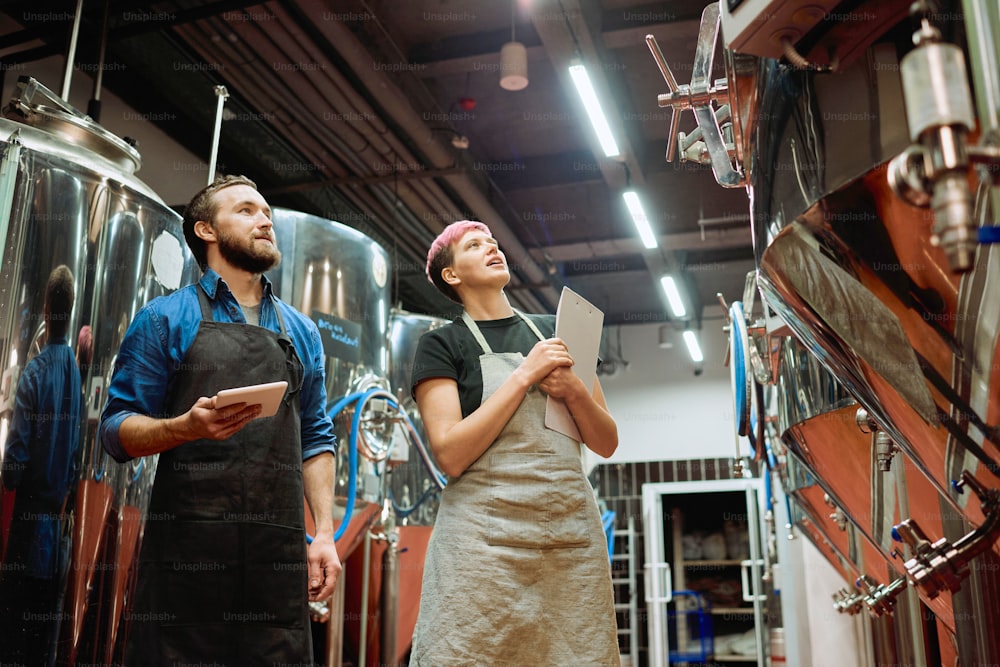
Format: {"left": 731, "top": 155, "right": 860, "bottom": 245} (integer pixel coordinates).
{"left": 544, "top": 286, "right": 604, "bottom": 441}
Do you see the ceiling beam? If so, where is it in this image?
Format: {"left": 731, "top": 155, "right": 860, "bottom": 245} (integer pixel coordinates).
{"left": 530, "top": 226, "right": 752, "bottom": 263}
{"left": 410, "top": 10, "right": 700, "bottom": 78}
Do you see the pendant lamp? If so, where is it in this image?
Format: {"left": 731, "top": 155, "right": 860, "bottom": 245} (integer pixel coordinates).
{"left": 499, "top": 1, "right": 528, "bottom": 90}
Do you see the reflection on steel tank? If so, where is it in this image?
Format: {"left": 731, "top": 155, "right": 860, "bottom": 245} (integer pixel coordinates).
{"left": 0, "top": 77, "right": 197, "bottom": 665}
{"left": 268, "top": 208, "right": 391, "bottom": 512}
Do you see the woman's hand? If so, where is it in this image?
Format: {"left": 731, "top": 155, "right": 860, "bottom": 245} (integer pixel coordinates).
{"left": 516, "top": 338, "right": 574, "bottom": 386}
{"left": 538, "top": 366, "right": 587, "bottom": 401}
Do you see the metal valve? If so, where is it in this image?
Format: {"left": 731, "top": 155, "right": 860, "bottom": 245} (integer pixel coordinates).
{"left": 855, "top": 575, "right": 908, "bottom": 617}
{"left": 892, "top": 470, "right": 1000, "bottom": 599}
{"left": 854, "top": 408, "right": 896, "bottom": 471}
{"left": 874, "top": 432, "right": 896, "bottom": 472}
{"left": 832, "top": 588, "right": 866, "bottom": 615}
{"left": 645, "top": 3, "right": 743, "bottom": 188}
{"left": 887, "top": 2, "right": 979, "bottom": 271}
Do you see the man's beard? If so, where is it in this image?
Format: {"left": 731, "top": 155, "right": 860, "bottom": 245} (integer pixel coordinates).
{"left": 217, "top": 228, "right": 281, "bottom": 274}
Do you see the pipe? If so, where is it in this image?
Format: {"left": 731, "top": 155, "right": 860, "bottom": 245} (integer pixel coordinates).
{"left": 326, "top": 388, "right": 446, "bottom": 542}
{"left": 327, "top": 390, "right": 365, "bottom": 543}
{"left": 86, "top": 0, "right": 110, "bottom": 122}
{"left": 61, "top": 0, "right": 85, "bottom": 100}
{"left": 0, "top": 135, "right": 23, "bottom": 281}
{"left": 870, "top": 613, "right": 901, "bottom": 667}
{"left": 326, "top": 561, "right": 347, "bottom": 667}
{"left": 894, "top": 470, "right": 1000, "bottom": 598}
{"left": 207, "top": 85, "right": 229, "bottom": 185}
{"left": 380, "top": 526, "right": 400, "bottom": 667}
{"left": 358, "top": 529, "right": 373, "bottom": 667}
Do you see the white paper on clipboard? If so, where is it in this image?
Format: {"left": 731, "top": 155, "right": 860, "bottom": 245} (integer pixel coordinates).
{"left": 544, "top": 286, "right": 604, "bottom": 441}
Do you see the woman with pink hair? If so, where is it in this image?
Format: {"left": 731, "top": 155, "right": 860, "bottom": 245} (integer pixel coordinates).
{"left": 408, "top": 220, "right": 620, "bottom": 665}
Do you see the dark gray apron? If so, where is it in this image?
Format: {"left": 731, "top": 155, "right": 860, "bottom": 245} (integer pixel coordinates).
{"left": 410, "top": 311, "right": 620, "bottom": 666}
{"left": 125, "top": 286, "right": 310, "bottom": 665}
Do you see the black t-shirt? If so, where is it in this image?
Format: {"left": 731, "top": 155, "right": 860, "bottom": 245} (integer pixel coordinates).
{"left": 410, "top": 313, "right": 555, "bottom": 418}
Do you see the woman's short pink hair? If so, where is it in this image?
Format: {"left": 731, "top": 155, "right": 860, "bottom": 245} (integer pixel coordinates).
{"left": 425, "top": 220, "right": 491, "bottom": 303}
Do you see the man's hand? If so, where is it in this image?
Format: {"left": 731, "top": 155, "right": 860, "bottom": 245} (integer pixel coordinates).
{"left": 187, "top": 395, "right": 262, "bottom": 441}
{"left": 117, "top": 396, "right": 262, "bottom": 459}
{"left": 306, "top": 532, "right": 342, "bottom": 602}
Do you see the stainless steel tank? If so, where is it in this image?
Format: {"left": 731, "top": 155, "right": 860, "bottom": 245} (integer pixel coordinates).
{"left": 386, "top": 308, "right": 448, "bottom": 525}
{"left": 728, "top": 7, "right": 1000, "bottom": 662}
{"left": 651, "top": 1, "right": 1000, "bottom": 662}
{"left": 0, "top": 77, "right": 197, "bottom": 665}
{"left": 773, "top": 337, "right": 957, "bottom": 654}
{"left": 268, "top": 209, "right": 391, "bottom": 509}
{"left": 744, "top": 8, "right": 1000, "bottom": 552}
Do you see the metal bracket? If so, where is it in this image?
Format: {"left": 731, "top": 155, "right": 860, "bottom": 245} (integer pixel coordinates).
{"left": 645, "top": 3, "right": 744, "bottom": 188}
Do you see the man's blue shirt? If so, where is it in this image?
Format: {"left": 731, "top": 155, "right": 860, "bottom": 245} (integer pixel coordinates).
{"left": 99, "top": 269, "right": 336, "bottom": 463}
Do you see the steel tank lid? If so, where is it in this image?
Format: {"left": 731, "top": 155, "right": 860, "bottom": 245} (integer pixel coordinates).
{"left": 3, "top": 76, "right": 141, "bottom": 174}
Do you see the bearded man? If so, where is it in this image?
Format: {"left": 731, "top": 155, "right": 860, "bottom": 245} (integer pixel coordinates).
{"left": 100, "top": 174, "right": 340, "bottom": 665}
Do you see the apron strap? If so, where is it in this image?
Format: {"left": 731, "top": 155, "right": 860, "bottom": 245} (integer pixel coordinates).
{"left": 197, "top": 280, "right": 290, "bottom": 339}
{"left": 197, "top": 282, "right": 215, "bottom": 321}
{"left": 462, "top": 309, "right": 546, "bottom": 356}
{"left": 515, "top": 310, "right": 546, "bottom": 342}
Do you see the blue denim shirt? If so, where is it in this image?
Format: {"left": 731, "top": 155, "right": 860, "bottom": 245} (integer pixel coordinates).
{"left": 99, "top": 269, "right": 336, "bottom": 463}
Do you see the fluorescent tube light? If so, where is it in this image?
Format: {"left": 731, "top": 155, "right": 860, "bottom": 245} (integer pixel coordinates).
{"left": 568, "top": 62, "right": 620, "bottom": 158}
{"left": 659, "top": 275, "right": 686, "bottom": 318}
{"left": 683, "top": 330, "right": 704, "bottom": 363}
{"left": 622, "top": 191, "right": 658, "bottom": 249}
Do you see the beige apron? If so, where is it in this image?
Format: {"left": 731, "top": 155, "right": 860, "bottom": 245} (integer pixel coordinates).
{"left": 410, "top": 311, "right": 620, "bottom": 667}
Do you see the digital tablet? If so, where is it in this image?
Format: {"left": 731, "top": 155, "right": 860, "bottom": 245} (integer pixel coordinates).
{"left": 214, "top": 380, "right": 289, "bottom": 418}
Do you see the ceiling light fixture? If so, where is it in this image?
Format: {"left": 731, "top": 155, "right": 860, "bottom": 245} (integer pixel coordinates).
{"left": 500, "top": 0, "right": 528, "bottom": 91}
{"left": 659, "top": 275, "right": 687, "bottom": 318}
{"left": 622, "top": 190, "right": 657, "bottom": 249}
{"left": 568, "top": 61, "right": 620, "bottom": 157}
{"left": 683, "top": 330, "right": 704, "bottom": 363}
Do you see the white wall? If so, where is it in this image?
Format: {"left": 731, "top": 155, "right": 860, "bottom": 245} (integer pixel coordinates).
{"left": 587, "top": 319, "right": 750, "bottom": 468}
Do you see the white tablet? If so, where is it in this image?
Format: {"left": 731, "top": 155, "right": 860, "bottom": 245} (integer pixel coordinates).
{"left": 214, "top": 380, "right": 289, "bottom": 418}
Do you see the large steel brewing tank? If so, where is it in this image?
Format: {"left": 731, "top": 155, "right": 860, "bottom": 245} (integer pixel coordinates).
{"left": 268, "top": 209, "right": 391, "bottom": 511}
{"left": 386, "top": 308, "right": 447, "bottom": 525}
{"left": 737, "top": 24, "right": 1000, "bottom": 659}
{"left": 773, "top": 337, "right": 957, "bottom": 637}
{"left": 0, "top": 77, "right": 196, "bottom": 664}
{"left": 748, "top": 16, "right": 1000, "bottom": 544}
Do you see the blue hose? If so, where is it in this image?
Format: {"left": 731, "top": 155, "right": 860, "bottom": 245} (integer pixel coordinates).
{"left": 310, "top": 388, "right": 447, "bottom": 544}
{"left": 331, "top": 390, "right": 368, "bottom": 542}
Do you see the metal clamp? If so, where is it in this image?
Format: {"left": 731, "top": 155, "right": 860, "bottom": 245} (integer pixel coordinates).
{"left": 855, "top": 574, "right": 907, "bottom": 617}
{"left": 893, "top": 470, "right": 1000, "bottom": 599}
{"left": 645, "top": 3, "right": 744, "bottom": 187}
